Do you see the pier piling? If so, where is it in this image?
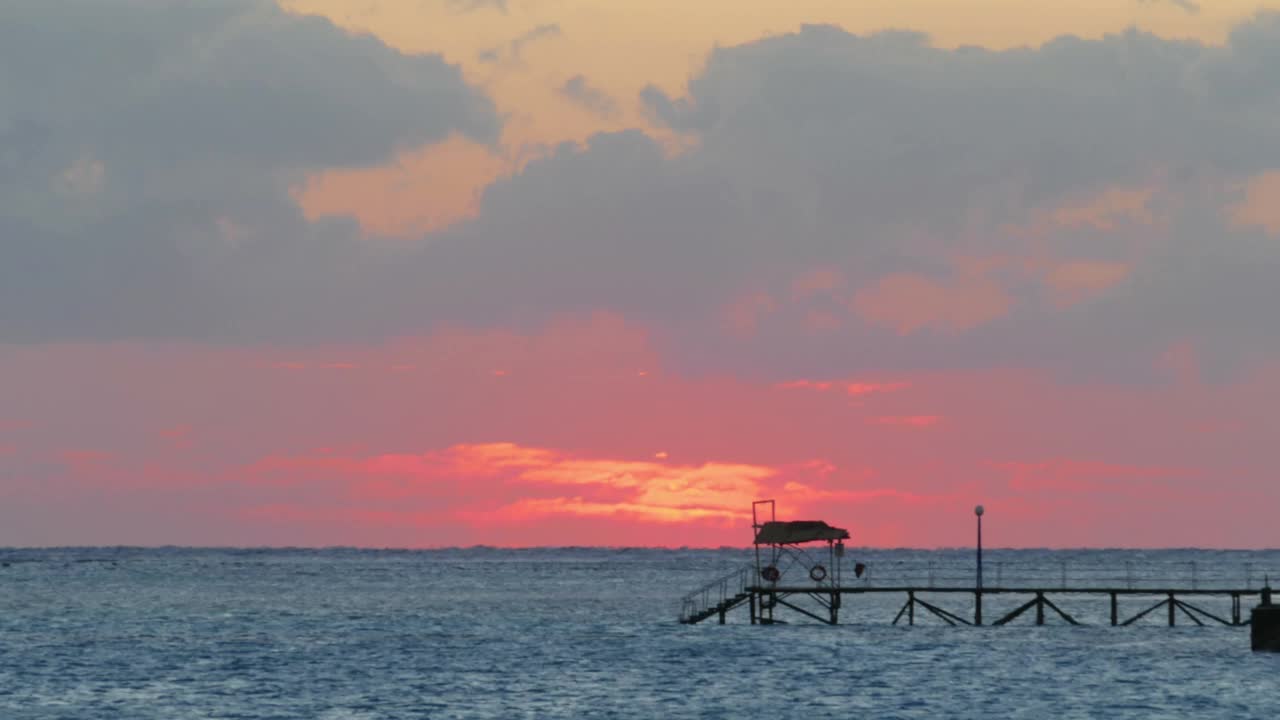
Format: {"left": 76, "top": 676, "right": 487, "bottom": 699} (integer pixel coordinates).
{"left": 1252, "top": 586, "right": 1279, "bottom": 652}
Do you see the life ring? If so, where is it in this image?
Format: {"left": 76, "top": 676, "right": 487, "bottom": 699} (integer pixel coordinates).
{"left": 761, "top": 565, "right": 781, "bottom": 583}
{"left": 809, "top": 565, "right": 827, "bottom": 582}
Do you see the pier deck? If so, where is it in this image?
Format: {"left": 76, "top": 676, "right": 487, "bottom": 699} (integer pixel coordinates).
{"left": 683, "top": 584, "right": 1265, "bottom": 627}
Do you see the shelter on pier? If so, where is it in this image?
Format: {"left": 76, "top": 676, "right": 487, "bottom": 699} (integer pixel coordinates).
{"left": 750, "top": 500, "right": 850, "bottom": 625}
{"left": 677, "top": 500, "right": 856, "bottom": 625}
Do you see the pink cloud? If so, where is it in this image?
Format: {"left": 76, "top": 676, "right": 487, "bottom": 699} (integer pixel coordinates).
{"left": 1043, "top": 260, "right": 1131, "bottom": 308}
{"left": 853, "top": 272, "right": 1012, "bottom": 334}
{"left": 1004, "top": 183, "right": 1159, "bottom": 240}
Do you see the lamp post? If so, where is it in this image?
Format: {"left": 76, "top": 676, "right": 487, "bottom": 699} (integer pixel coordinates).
{"left": 975, "top": 505, "right": 985, "bottom": 625}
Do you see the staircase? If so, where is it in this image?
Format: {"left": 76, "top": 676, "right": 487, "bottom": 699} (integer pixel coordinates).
{"left": 679, "top": 564, "right": 755, "bottom": 624}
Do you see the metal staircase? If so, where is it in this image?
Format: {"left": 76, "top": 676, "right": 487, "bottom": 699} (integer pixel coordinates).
{"left": 679, "top": 564, "right": 755, "bottom": 624}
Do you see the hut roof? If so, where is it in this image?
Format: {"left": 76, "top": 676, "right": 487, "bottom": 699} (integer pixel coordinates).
{"left": 753, "top": 520, "right": 849, "bottom": 545}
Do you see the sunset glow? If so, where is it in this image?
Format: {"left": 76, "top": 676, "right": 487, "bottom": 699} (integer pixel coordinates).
{"left": 3, "top": 0, "right": 1279, "bottom": 548}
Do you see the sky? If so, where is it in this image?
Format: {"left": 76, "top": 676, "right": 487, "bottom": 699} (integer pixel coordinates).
{"left": 2, "top": 0, "right": 1279, "bottom": 548}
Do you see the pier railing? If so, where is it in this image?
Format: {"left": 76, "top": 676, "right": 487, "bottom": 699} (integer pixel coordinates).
{"left": 680, "top": 557, "right": 1277, "bottom": 625}
{"left": 848, "top": 559, "right": 1276, "bottom": 591}
{"left": 679, "top": 564, "right": 755, "bottom": 624}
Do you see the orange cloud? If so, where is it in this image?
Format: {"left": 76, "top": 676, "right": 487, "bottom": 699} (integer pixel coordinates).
{"left": 781, "top": 480, "right": 946, "bottom": 506}
{"left": 481, "top": 497, "right": 746, "bottom": 524}
{"left": 1230, "top": 171, "right": 1280, "bottom": 236}
{"left": 853, "top": 273, "right": 1012, "bottom": 334}
{"left": 253, "top": 442, "right": 775, "bottom": 527}
{"left": 295, "top": 134, "right": 506, "bottom": 238}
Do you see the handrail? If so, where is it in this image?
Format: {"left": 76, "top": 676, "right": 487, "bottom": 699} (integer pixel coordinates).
{"left": 679, "top": 564, "right": 755, "bottom": 623}
{"left": 837, "top": 559, "right": 1279, "bottom": 591}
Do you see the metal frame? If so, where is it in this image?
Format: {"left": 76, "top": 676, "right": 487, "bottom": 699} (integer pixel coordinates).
{"left": 749, "top": 499, "right": 844, "bottom": 625}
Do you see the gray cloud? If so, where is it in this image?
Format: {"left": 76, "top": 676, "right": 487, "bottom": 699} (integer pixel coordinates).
{"left": 638, "top": 85, "right": 700, "bottom": 131}
{"left": 435, "top": 19, "right": 1280, "bottom": 380}
{"left": 1138, "top": 0, "right": 1201, "bottom": 14}
{"left": 448, "top": 0, "right": 509, "bottom": 13}
{"left": 0, "top": 0, "right": 497, "bottom": 341}
{"left": 477, "top": 23, "right": 562, "bottom": 64}
{"left": 559, "top": 75, "right": 618, "bottom": 117}
{"left": 5, "top": 8, "right": 1280, "bottom": 388}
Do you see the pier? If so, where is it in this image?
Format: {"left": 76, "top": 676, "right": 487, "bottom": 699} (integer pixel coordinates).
{"left": 681, "top": 579, "right": 1264, "bottom": 627}
{"left": 679, "top": 500, "right": 1272, "bottom": 628}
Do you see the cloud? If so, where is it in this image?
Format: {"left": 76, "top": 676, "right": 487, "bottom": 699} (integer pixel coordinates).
{"left": 0, "top": 0, "right": 497, "bottom": 341}
{"left": 559, "top": 75, "right": 619, "bottom": 118}
{"left": 249, "top": 442, "right": 775, "bottom": 529}
{"left": 435, "top": 18, "right": 1280, "bottom": 379}
{"left": 1043, "top": 261, "right": 1131, "bottom": 308}
{"left": 639, "top": 84, "right": 703, "bottom": 131}
{"left": 1229, "top": 171, "right": 1280, "bottom": 236}
{"left": 6, "top": 8, "right": 1280, "bottom": 397}
{"left": 477, "top": 23, "right": 563, "bottom": 64}
{"left": 1138, "top": 0, "right": 1201, "bottom": 15}
{"left": 448, "top": 0, "right": 508, "bottom": 13}
{"left": 853, "top": 273, "right": 1014, "bottom": 334}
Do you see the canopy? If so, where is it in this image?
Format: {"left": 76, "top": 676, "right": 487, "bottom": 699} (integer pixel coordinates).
{"left": 753, "top": 520, "right": 849, "bottom": 545}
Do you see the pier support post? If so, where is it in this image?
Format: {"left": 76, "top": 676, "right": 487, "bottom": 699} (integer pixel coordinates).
{"left": 1035, "top": 592, "right": 1045, "bottom": 625}
{"left": 976, "top": 590, "right": 983, "bottom": 626}
{"left": 1110, "top": 593, "right": 1118, "bottom": 626}
{"left": 909, "top": 591, "right": 915, "bottom": 626}
{"left": 1168, "top": 592, "right": 1176, "bottom": 627}
{"left": 1253, "top": 586, "right": 1280, "bottom": 652}
{"left": 1232, "top": 593, "right": 1241, "bottom": 626}
{"left": 750, "top": 590, "right": 757, "bottom": 625}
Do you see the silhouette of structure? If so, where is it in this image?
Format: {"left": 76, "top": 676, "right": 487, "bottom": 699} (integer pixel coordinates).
{"left": 1253, "top": 584, "right": 1279, "bottom": 651}
{"left": 679, "top": 500, "right": 1267, "bottom": 629}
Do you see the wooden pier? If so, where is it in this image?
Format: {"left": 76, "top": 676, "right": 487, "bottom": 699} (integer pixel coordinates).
{"left": 679, "top": 499, "right": 1271, "bottom": 628}
{"left": 681, "top": 582, "right": 1267, "bottom": 627}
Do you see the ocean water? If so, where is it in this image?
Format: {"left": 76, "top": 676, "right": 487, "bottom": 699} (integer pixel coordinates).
{"left": 1, "top": 547, "right": 1278, "bottom": 718}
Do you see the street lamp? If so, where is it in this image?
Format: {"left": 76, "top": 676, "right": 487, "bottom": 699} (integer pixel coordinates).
{"left": 975, "top": 505, "right": 985, "bottom": 625}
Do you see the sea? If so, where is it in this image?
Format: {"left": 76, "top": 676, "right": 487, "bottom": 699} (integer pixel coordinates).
{"left": 1, "top": 547, "right": 1278, "bottom": 719}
